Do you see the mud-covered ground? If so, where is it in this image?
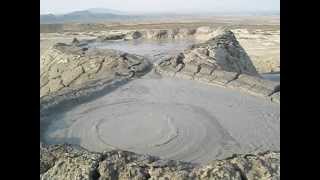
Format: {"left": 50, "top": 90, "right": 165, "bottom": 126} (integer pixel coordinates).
{"left": 40, "top": 18, "right": 280, "bottom": 171}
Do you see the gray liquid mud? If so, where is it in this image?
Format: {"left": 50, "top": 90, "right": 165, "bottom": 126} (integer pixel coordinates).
{"left": 261, "top": 73, "right": 280, "bottom": 82}
{"left": 42, "top": 77, "right": 280, "bottom": 164}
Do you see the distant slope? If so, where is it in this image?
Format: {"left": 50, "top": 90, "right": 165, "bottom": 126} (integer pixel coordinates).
{"left": 86, "top": 8, "right": 127, "bottom": 15}
{"left": 40, "top": 10, "right": 134, "bottom": 24}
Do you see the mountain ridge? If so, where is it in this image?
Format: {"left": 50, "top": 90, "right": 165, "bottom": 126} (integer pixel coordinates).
{"left": 40, "top": 8, "right": 280, "bottom": 24}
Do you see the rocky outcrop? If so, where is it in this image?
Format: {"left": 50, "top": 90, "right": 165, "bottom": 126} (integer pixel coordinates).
{"left": 155, "top": 30, "right": 280, "bottom": 102}
{"left": 124, "top": 31, "right": 143, "bottom": 40}
{"left": 97, "top": 34, "right": 127, "bottom": 41}
{"left": 141, "top": 28, "right": 197, "bottom": 40}
{"left": 40, "top": 41, "right": 151, "bottom": 97}
{"left": 40, "top": 144, "right": 280, "bottom": 180}
{"left": 270, "top": 91, "right": 280, "bottom": 103}
{"left": 40, "top": 143, "right": 101, "bottom": 180}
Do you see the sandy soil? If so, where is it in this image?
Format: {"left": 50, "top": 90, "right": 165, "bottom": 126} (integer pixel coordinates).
{"left": 40, "top": 16, "right": 279, "bottom": 33}
{"left": 233, "top": 29, "right": 280, "bottom": 73}
{"left": 42, "top": 73, "right": 279, "bottom": 164}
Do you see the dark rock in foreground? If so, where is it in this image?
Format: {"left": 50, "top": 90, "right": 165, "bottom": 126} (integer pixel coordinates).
{"left": 40, "top": 144, "right": 280, "bottom": 180}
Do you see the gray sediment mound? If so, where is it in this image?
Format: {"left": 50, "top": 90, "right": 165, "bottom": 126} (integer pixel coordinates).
{"left": 40, "top": 144, "right": 279, "bottom": 180}
{"left": 155, "top": 30, "right": 280, "bottom": 103}
{"left": 40, "top": 42, "right": 151, "bottom": 98}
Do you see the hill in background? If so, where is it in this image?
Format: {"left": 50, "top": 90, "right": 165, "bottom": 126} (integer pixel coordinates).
{"left": 40, "top": 8, "right": 279, "bottom": 24}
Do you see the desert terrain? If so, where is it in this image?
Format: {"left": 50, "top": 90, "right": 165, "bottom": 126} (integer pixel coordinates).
{"left": 40, "top": 16, "right": 280, "bottom": 179}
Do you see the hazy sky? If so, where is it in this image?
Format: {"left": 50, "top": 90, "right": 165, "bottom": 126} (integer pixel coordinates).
{"left": 40, "top": 0, "right": 280, "bottom": 14}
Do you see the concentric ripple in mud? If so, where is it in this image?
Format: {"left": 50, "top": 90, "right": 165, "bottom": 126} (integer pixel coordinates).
{"left": 42, "top": 78, "right": 280, "bottom": 164}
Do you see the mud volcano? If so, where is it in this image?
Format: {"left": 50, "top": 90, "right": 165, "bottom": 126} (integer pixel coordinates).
{"left": 40, "top": 29, "right": 280, "bottom": 172}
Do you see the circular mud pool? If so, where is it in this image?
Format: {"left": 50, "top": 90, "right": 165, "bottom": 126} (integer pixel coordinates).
{"left": 41, "top": 76, "right": 280, "bottom": 164}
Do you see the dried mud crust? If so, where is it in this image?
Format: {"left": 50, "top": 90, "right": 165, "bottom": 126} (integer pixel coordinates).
{"left": 40, "top": 42, "right": 151, "bottom": 98}
{"left": 40, "top": 144, "right": 280, "bottom": 180}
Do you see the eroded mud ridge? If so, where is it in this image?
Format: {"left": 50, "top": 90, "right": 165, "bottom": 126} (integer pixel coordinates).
{"left": 155, "top": 30, "right": 280, "bottom": 102}
{"left": 40, "top": 42, "right": 151, "bottom": 97}
{"left": 40, "top": 29, "right": 280, "bottom": 179}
